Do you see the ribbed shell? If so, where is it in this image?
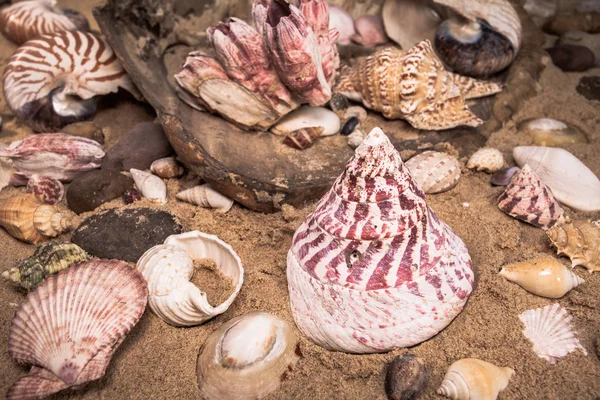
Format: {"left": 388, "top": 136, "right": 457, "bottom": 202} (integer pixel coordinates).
{"left": 405, "top": 151, "right": 461, "bottom": 194}
{"left": 519, "top": 303, "right": 587, "bottom": 364}
{"left": 26, "top": 175, "right": 65, "bottom": 205}
{"left": 547, "top": 220, "right": 600, "bottom": 272}
{"left": 7, "top": 259, "right": 148, "bottom": 399}
{"left": 0, "top": 0, "right": 88, "bottom": 45}
{"left": 287, "top": 127, "right": 474, "bottom": 353}
{"left": 467, "top": 147, "right": 504, "bottom": 173}
{"left": 498, "top": 164, "right": 564, "bottom": 230}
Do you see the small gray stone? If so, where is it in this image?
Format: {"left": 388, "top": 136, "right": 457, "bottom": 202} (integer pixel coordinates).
{"left": 66, "top": 170, "right": 133, "bottom": 214}
{"left": 577, "top": 76, "right": 600, "bottom": 101}
{"left": 558, "top": 31, "right": 600, "bottom": 66}
{"left": 72, "top": 208, "right": 182, "bottom": 262}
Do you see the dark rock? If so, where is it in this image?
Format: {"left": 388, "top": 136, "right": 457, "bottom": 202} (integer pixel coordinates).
{"left": 341, "top": 117, "right": 360, "bottom": 136}
{"left": 577, "top": 76, "right": 600, "bottom": 101}
{"left": 329, "top": 93, "right": 349, "bottom": 112}
{"left": 123, "top": 188, "right": 142, "bottom": 204}
{"left": 66, "top": 170, "right": 133, "bottom": 214}
{"left": 72, "top": 208, "right": 182, "bottom": 262}
{"left": 546, "top": 44, "right": 595, "bottom": 71}
{"left": 385, "top": 354, "right": 429, "bottom": 400}
{"left": 102, "top": 122, "right": 173, "bottom": 171}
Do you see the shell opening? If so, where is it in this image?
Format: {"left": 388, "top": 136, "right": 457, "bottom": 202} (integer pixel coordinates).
{"left": 438, "top": 18, "right": 482, "bottom": 44}
{"left": 52, "top": 91, "right": 97, "bottom": 118}
{"left": 219, "top": 316, "right": 278, "bottom": 368}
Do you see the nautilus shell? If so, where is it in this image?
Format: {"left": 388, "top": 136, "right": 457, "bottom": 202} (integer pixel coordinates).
{"left": 547, "top": 220, "right": 600, "bottom": 272}
{"left": 130, "top": 169, "right": 167, "bottom": 205}
{"left": 0, "top": 194, "right": 72, "bottom": 244}
{"left": 0, "top": 0, "right": 89, "bottom": 45}
{"left": 176, "top": 184, "right": 234, "bottom": 213}
{"left": 7, "top": 259, "right": 147, "bottom": 399}
{"left": 3, "top": 31, "right": 141, "bottom": 132}
{"left": 335, "top": 41, "right": 502, "bottom": 130}
{"left": 405, "top": 151, "right": 461, "bottom": 194}
{"left": 136, "top": 231, "right": 244, "bottom": 327}
{"left": 26, "top": 174, "right": 64, "bottom": 205}
{"left": 286, "top": 127, "right": 474, "bottom": 353}
{"left": 437, "top": 358, "right": 514, "bottom": 400}
{"left": 519, "top": 303, "right": 587, "bottom": 364}
{"left": 467, "top": 147, "right": 504, "bottom": 173}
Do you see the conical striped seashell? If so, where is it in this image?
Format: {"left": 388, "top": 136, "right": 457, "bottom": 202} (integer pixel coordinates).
{"left": 3, "top": 31, "right": 141, "bottom": 132}
{"left": 405, "top": 151, "right": 461, "bottom": 194}
{"left": 26, "top": 175, "right": 64, "bottom": 205}
{"left": 7, "top": 259, "right": 148, "bottom": 399}
{"left": 130, "top": 169, "right": 167, "bottom": 205}
{"left": 437, "top": 358, "right": 514, "bottom": 400}
{"left": 547, "top": 220, "right": 600, "bottom": 272}
{"left": 467, "top": 147, "right": 504, "bottom": 173}
{"left": 498, "top": 164, "right": 564, "bottom": 230}
{"left": 0, "top": 0, "right": 89, "bottom": 45}
{"left": 176, "top": 184, "right": 234, "bottom": 213}
{"left": 335, "top": 41, "right": 501, "bottom": 130}
{"left": 519, "top": 303, "right": 587, "bottom": 364}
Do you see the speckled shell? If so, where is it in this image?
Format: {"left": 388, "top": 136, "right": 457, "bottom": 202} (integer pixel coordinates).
{"left": 0, "top": 194, "right": 72, "bottom": 244}
{"left": 335, "top": 41, "right": 501, "bottom": 130}
{"left": 498, "top": 164, "right": 564, "bottom": 230}
{"left": 0, "top": 0, "right": 89, "bottom": 44}
{"left": 26, "top": 175, "right": 64, "bottom": 205}
{"left": 547, "top": 220, "right": 600, "bottom": 272}
{"left": 2, "top": 241, "right": 89, "bottom": 291}
{"left": 437, "top": 358, "right": 514, "bottom": 400}
{"left": 130, "top": 169, "right": 167, "bottom": 205}
{"left": 136, "top": 231, "right": 244, "bottom": 327}
{"left": 7, "top": 259, "right": 147, "bottom": 399}
{"left": 405, "top": 151, "right": 461, "bottom": 194}
{"left": 176, "top": 184, "right": 234, "bottom": 213}
{"left": 467, "top": 147, "right": 504, "bottom": 173}
{"left": 519, "top": 303, "right": 587, "bottom": 364}
{"left": 150, "top": 157, "right": 184, "bottom": 179}
{"left": 286, "top": 127, "right": 474, "bottom": 353}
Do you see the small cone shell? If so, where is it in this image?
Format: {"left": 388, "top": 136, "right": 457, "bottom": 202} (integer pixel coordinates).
{"left": 437, "top": 358, "right": 514, "bottom": 400}
{"left": 547, "top": 220, "right": 600, "bottom": 272}
{"left": 176, "top": 184, "right": 233, "bottom": 213}
{"left": 499, "top": 256, "right": 584, "bottom": 298}
{"left": 130, "top": 168, "right": 167, "bottom": 205}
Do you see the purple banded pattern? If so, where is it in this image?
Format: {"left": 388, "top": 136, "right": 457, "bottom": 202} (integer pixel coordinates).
{"left": 287, "top": 128, "right": 474, "bottom": 353}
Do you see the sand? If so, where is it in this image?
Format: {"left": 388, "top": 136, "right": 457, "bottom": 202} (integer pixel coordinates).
{"left": 1, "top": 1, "right": 600, "bottom": 399}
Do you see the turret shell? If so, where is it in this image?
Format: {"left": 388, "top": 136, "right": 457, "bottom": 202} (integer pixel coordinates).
{"left": 176, "top": 184, "right": 233, "bottom": 213}
{"left": 437, "top": 358, "right": 514, "bottom": 400}
{"left": 130, "top": 169, "right": 167, "bottom": 205}
{"left": 547, "top": 220, "right": 600, "bottom": 272}
{"left": 467, "top": 147, "right": 504, "bottom": 173}
{"left": 405, "top": 151, "right": 461, "bottom": 194}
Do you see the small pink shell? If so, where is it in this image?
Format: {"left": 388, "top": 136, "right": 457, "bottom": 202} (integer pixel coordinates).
{"left": 26, "top": 175, "right": 65, "bottom": 205}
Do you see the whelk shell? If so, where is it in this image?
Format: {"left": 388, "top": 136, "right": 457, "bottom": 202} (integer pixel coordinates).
{"left": 136, "top": 231, "right": 244, "bottom": 327}
{"left": 547, "top": 219, "right": 600, "bottom": 272}
{"left": 130, "top": 168, "right": 167, "bottom": 205}
{"left": 499, "top": 256, "right": 584, "bottom": 298}
{"left": 286, "top": 127, "right": 474, "bottom": 353}
{"left": 518, "top": 118, "right": 588, "bottom": 147}
{"left": 437, "top": 358, "right": 514, "bottom": 400}
{"left": 519, "top": 303, "right": 587, "bottom": 364}
{"left": 25, "top": 174, "right": 64, "bottom": 205}
{"left": 176, "top": 184, "right": 234, "bottom": 213}
{"left": 513, "top": 146, "right": 600, "bottom": 212}
{"left": 271, "top": 105, "right": 340, "bottom": 136}
{"left": 467, "top": 147, "right": 504, "bottom": 173}
{"left": 196, "top": 312, "right": 300, "bottom": 400}
{"left": 7, "top": 259, "right": 147, "bottom": 399}
{"left": 150, "top": 157, "right": 184, "bottom": 179}
{"left": 405, "top": 151, "right": 461, "bottom": 194}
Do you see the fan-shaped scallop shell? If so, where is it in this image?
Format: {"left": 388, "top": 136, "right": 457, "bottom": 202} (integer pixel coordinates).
{"left": 3, "top": 31, "right": 141, "bottom": 132}
{"left": 286, "top": 127, "right": 474, "bottom": 353}
{"left": 0, "top": 0, "right": 89, "bottom": 44}
{"left": 196, "top": 312, "right": 300, "bottom": 400}
{"left": 437, "top": 358, "right": 514, "bottom": 400}
{"left": 519, "top": 303, "right": 587, "bottom": 364}
{"left": 7, "top": 259, "right": 148, "bottom": 399}
{"left": 26, "top": 175, "right": 64, "bottom": 205}
{"left": 405, "top": 151, "right": 461, "bottom": 194}
{"left": 136, "top": 231, "right": 244, "bottom": 327}
{"left": 130, "top": 169, "right": 167, "bottom": 205}
{"left": 498, "top": 164, "right": 564, "bottom": 230}
{"left": 547, "top": 220, "right": 600, "bottom": 272}
{"left": 467, "top": 147, "right": 504, "bottom": 173}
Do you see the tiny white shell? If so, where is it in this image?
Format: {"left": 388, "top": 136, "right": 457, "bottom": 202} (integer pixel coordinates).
{"left": 405, "top": 151, "right": 461, "bottom": 194}
{"left": 271, "top": 105, "right": 340, "bottom": 136}
{"left": 467, "top": 147, "right": 504, "bottom": 173}
{"left": 136, "top": 231, "right": 244, "bottom": 327}
{"left": 130, "top": 168, "right": 167, "bottom": 205}
{"left": 150, "top": 157, "right": 184, "bottom": 179}
{"left": 176, "top": 184, "right": 233, "bottom": 213}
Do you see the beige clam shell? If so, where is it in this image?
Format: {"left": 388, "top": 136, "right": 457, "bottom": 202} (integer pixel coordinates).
{"left": 437, "top": 358, "right": 514, "bottom": 400}
{"left": 176, "top": 184, "right": 233, "bottom": 213}
{"left": 136, "top": 231, "right": 244, "bottom": 327}
{"left": 130, "top": 168, "right": 167, "bottom": 205}
{"left": 467, "top": 147, "right": 504, "bottom": 173}
{"left": 405, "top": 151, "right": 461, "bottom": 194}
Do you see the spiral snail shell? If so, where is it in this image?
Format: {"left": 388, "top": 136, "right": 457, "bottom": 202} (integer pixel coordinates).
{"left": 437, "top": 358, "right": 514, "bottom": 400}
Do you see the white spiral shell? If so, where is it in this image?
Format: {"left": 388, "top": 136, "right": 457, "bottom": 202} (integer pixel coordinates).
{"left": 405, "top": 151, "right": 461, "bottom": 193}
{"left": 130, "top": 169, "right": 167, "bottom": 205}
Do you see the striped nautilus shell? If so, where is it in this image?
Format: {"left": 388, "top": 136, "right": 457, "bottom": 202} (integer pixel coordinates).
{"left": 0, "top": 0, "right": 89, "bottom": 45}
{"left": 3, "top": 30, "right": 141, "bottom": 132}
{"left": 286, "top": 127, "right": 474, "bottom": 353}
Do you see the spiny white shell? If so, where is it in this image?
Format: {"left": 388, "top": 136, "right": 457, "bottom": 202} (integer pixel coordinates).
{"left": 513, "top": 146, "right": 600, "bottom": 212}
{"left": 437, "top": 358, "right": 514, "bottom": 400}
{"left": 519, "top": 303, "right": 587, "bottom": 364}
{"left": 176, "top": 184, "right": 233, "bottom": 213}
{"left": 271, "top": 105, "right": 340, "bottom": 136}
{"left": 130, "top": 168, "right": 167, "bottom": 205}
{"left": 136, "top": 231, "right": 244, "bottom": 327}
{"left": 150, "top": 157, "right": 184, "bottom": 179}
{"left": 467, "top": 147, "right": 504, "bottom": 173}
{"left": 405, "top": 151, "right": 461, "bottom": 194}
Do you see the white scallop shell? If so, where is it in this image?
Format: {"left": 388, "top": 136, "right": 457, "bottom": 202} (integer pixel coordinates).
{"left": 467, "top": 147, "right": 504, "bottom": 173}
{"left": 130, "top": 168, "right": 167, "bottom": 205}
{"left": 176, "top": 184, "right": 233, "bottom": 213}
{"left": 519, "top": 303, "right": 587, "bottom": 364}
{"left": 150, "top": 157, "right": 184, "bottom": 179}
{"left": 136, "top": 231, "right": 244, "bottom": 327}
{"left": 437, "top": 358, "right": 514, "bottom": 400}
{"left": 513, "top": 146, "right": 600, "bottom": 212}
{"left": 405, "top": 151, "right": 461, "bottom": 194}
{"left": 271, "top": 105, "right": 340, "bottom": 136}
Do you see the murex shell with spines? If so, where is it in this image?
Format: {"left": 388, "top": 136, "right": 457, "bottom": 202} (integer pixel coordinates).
{"left": 547, "top": 220, "right": 600, "bottom": 272}
{"left": 334, "top": 40, "right": 502, "bottom": 130}
{"left": 286, "top": 127, "right": 474, "bottom": 353}
{"left": 7, "top": 259, "right": 148, "bottom": 399}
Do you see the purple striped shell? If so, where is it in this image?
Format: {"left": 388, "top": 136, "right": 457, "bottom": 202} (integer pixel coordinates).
{"left": 26, "top": 174, "right": 64, "bottom": 205}
{"left": 3, "top": 31, "right": 140, "bottom": 132}
{"left": 287, "top": 127, "right": 474, "bottom": 353}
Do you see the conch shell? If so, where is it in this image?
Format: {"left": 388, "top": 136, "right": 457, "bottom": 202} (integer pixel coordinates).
{"left": 405, "top": 151, "right": 461, "bottom": 194}
{"left": 136, "top": 231, "right": 244, "bottom": 327}
{"left": 437, "top": 358, "right": 514, "bottom": 400}
{"left": 499, "top": 256, "right": 584, "bottom": 298}
{"left": 0, "top": 194, "right": 72, "bottom": 244}
{"left": 547, "top": 220, "right": 600, "bottom": 272}
{"left": 176, "top": 184, "right": 234, "bottom": 213}
{"left": 286, "top": 127, "right": 474, "bottom": 353}
{"left": 130, "top": 169, "right": 167, "bottom": 205}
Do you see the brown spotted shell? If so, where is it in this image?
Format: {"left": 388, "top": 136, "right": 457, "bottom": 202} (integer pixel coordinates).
{"left": 547, "top": 220, "right": 600, "bottom": 272}
{"left": 405, "top": 151, "right": 461, "bottom": 194}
